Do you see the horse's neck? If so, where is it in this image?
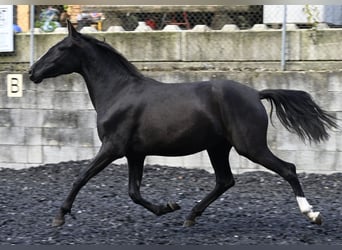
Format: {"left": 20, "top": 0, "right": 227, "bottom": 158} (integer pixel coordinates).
{"left": 78, "top": 48, "right": 143, "bottom": 111}
{"left": 80, "top": 64, "right": 133, "bottom": 112}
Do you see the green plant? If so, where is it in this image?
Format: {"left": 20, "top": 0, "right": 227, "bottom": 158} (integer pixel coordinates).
{"left": 303, "top": 5, "right": 320, "bottom": 30}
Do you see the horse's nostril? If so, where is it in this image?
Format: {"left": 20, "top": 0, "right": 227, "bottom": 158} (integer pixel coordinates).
{"left": 28, "top": 69, "right": 32, "bottom": 75}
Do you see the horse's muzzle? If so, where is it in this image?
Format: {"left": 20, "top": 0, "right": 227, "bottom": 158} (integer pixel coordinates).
{"left": 28, "top": 68, "right": 42, "bottom": 84}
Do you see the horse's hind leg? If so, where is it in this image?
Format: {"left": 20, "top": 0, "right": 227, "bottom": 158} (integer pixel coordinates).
{"left": 127, "top": 155, "right": 181, "bottom": 216}
{"left": 228, "top": 100, "right": 322, "bottom": 225}
{"left": 237, "top": 144, "right": 322, "bottom": 225}
{"left": 184, "top": 143, "right": 234, "bottom": 227}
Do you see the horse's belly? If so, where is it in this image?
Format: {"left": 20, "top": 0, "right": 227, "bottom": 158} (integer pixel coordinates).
{"left": 130, "top": 119, "right": 223, "bottom": 156}
{"left": 129, "top": 90, "right": 224, "bottom": 156}
{"left": 133, "top": 140, "right": 215, "bottom": 157}
{"left": 143, "top": 139, "right": 213, "bottom": 156}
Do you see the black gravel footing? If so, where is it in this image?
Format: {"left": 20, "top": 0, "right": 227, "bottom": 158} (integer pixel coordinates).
{"left": 0, "top": 160, "right": 341, "bottom": 245}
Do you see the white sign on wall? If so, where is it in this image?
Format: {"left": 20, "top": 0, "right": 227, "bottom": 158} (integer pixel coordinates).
{"left": 0, "top": 5, "right": 14, "bottom": 52}
{"left": 7, "top": 74, "right": 23, "bottom": 97}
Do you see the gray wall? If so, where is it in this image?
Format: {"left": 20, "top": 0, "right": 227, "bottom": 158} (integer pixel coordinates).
{"left": 3, "top": 27, "right": 342, "bottom": 71}
{"left": 0, "top": 29, "right": 341, "bottom": 173}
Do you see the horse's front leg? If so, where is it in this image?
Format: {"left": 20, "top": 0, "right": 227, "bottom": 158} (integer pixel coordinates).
{"left": 127, "top": 155, "right": 181, "bottom": 216}
{"left": 52, "top": 143, "right": 119, "bottom": 227}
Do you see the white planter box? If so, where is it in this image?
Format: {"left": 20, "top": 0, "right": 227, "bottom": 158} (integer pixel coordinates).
{"left": 263, "top": 5, "right": 342, "bottom": 25}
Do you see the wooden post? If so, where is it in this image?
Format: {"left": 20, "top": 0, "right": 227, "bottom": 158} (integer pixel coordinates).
{"left": 67, "top": 5, "right": 82, "bottom": 23}
{"left": 17, "top": 5, "right": 30, "bottom": 32}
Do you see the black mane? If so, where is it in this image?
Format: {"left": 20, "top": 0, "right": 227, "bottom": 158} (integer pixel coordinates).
{"left": 81, "top": 34, "right": 144, "bottom": 79}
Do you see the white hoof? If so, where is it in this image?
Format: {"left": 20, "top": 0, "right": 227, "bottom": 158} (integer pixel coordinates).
{"left": 306, "top": 211, "right": 322, "bottom": 225}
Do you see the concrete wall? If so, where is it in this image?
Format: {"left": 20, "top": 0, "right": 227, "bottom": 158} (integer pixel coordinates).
{"left": 2, "top": 26, "right": 342, "bottom": 71}
{"left": 0, "top": 70, "right": 341, "bottom": 173}
{"left": 0, "top": 28, "right": 341, "bottom": 173}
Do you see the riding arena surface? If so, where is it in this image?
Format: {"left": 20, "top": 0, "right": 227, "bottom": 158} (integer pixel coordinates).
{"left": 0, "top": 160, "right": 341, "bottom": 245}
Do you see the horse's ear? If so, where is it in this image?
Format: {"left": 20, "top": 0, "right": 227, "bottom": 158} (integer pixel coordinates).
{"left": 67, "top": 19, "right": 80, "bottom": 38}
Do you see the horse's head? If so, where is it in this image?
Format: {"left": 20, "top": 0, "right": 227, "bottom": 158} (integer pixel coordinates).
{"left": 29, "top": 20, "right": 83, "bottom": 83}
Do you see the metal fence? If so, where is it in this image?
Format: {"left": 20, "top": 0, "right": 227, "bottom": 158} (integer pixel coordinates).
{"left": 6, "top": 5, "right": 342, "bottom": 70}
{"left": 31, "top": 5, "right": 264, "bottom": 31}
{"left": 30, "top": 5, "right": 342, "bottom": 31}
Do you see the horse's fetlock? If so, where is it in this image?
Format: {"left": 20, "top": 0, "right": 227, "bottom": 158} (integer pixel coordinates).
{"left": 61, "top": 206, "right": 71, "bottom": 215}
{"left": 190, "top": 208, "right": 203, "bottom": 218}
{"left": 153, "top": 207, "right": 164, "bottom": 216}
{"left": 128, "top": 192, "right": 141, "bottom": 204}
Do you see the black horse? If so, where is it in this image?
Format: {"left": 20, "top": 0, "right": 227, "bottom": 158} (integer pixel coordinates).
{"left": 29, "top": 20, "right": 337, "bottom": 227}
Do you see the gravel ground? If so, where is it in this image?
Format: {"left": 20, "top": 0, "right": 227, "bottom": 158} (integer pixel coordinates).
{"left": 0, "top": 160, "right": 341, "bottom": 245}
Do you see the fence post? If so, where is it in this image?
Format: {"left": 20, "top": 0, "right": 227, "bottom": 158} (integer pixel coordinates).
{"left": 281, "top": 5, "right": 287, "bottom": 71}
{"left": 29, "top": 5, "right": 35, "bottom": 66}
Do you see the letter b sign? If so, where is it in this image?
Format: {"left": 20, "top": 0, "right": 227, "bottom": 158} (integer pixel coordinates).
{"left": 7, "top": 74, "right": 23, "bottom": 97}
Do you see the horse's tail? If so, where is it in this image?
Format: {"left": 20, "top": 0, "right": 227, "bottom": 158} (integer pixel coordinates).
{"left": 259, "top": 89, "right": 338, "bottom": 143}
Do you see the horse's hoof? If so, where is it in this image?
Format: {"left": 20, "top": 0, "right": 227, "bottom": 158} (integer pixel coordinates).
{"left": 52, "top": 217, "right": 65, "bottom": 227}
{"left": 183, "top": 219, "right": 195, "bottom": 227}
{"left": 312, "top": 212, "right": 322, "bottom": 225}
{"left": 167, "top": 201, "right": 181, "bottom": 211}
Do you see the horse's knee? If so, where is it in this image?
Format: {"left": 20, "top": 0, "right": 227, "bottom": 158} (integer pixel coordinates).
{"left": 217, "top": 178, "right": 235, "bottom": 192}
